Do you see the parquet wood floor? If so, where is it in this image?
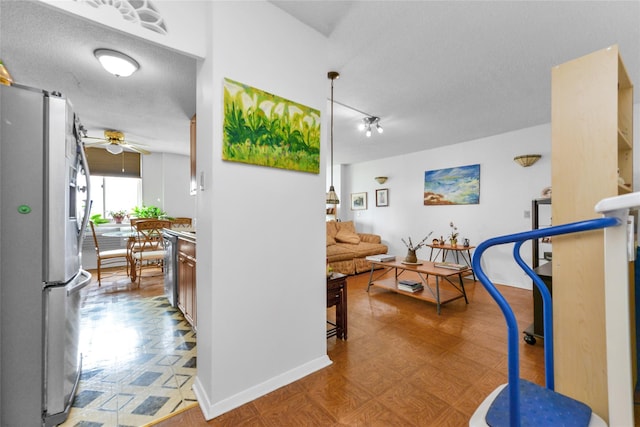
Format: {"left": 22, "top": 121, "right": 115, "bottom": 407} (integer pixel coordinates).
{"left": 154, "top": 271, "right": 550, "bottom": 426}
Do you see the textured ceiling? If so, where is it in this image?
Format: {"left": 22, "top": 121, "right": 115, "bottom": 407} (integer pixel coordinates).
{"left": 274, "top": 1, "right": 640, "bottom": 165}
{"left": 0, "top": 1, "right": 196, "bottom": 156}
{"left": 2, "top": 1, "right": 638, "bottom": 165}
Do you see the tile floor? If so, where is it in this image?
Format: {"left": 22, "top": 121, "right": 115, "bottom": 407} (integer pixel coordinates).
{"left": 61, "top": 268, "right": 197, "bottom": 427}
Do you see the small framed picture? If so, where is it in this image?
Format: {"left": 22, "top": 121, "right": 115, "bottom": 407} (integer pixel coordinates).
{"left": 350, "top": 192, "right": 367, "bottom": 210}
{"left": 376, "top": 189, "right": 389, "bottom": 207}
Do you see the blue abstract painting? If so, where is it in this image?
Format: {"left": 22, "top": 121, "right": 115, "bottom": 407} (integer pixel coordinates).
{"left": 424, "top": 164, "right": 480, "bottom": 205}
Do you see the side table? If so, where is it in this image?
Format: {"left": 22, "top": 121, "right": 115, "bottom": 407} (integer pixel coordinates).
{"left": 326, "top": 272, "right": 347, "bottom": 339}
{"left": 427, "top": 243, "right": 477, "bottom": 281}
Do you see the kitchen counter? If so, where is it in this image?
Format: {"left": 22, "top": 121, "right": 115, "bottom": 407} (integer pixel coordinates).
{"left": 163, "top": 227, "right": 196, "bottom": 243}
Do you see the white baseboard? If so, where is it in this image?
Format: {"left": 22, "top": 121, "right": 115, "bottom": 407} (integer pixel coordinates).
{"left": 193, "top": 355, "right": 332, "bottom": 421}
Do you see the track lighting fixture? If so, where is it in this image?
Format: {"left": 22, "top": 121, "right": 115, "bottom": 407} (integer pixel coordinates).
{"left": 359, "top": 116, "right": 383, "bottom": 137}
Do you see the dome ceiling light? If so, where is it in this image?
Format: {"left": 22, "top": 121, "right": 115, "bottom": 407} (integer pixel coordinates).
{"left": 94, "top": 48, "right": 139, "bottom": 77}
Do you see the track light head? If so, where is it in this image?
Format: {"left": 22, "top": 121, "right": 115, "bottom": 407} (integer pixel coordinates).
{"left": 361, "top": 116, "right": 382, "bottom": 137}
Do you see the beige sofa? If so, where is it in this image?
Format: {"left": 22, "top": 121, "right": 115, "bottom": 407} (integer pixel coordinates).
{"left": 326, "top": 221, "right": 388, "bottom": 275}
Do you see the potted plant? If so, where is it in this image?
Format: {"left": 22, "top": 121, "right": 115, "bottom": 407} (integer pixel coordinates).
{"left": 449, "top": 222, "right": 459, "bottom": 247}
{"left": 90, "top": 213, "right": 110, "bottom": 225}
{"left": 131, "top": 205, "right": 166, "bottom": 219}
{"left": 109, "top": 210, "right": 128, "bottom": 224}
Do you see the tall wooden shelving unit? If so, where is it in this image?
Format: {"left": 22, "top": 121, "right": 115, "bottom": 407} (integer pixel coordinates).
{"left": 551, "top": 45, "right": 634, "bottom": 422}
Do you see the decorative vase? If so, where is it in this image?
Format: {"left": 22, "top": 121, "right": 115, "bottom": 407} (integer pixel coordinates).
{"left": 114, "top": 216, "right": 124, "bottom": 224}
{"left": 463, "top": 238, "right": 470, "bottom": 247}
{"left": 404, "top": 249, "right": 417, "bottom": 263}
{"left": 451, "top": 239, "right": 457, "bottom": 247}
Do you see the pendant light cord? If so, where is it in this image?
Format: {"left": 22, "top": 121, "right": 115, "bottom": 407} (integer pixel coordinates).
{"left": 330, "top": 75, "right": 335, "bottom": 187}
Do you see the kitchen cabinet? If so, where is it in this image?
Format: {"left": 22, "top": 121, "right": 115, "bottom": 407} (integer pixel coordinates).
{"left": 177, "top": 237, "right": 197, "bottom": 329}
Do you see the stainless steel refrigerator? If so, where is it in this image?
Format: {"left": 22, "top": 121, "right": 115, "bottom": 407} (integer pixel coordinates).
{"left": 0, "top": 83, "right": 92, "bottom": 426}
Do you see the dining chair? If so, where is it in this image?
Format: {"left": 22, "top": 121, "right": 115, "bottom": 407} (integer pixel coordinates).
{"left": 130, "top": 219, "right": 172, "bottom": 286}
{"left": 89, "top": 221, "right": 130, "bottom": 286}
{"left": 171, "top": 217, "right": 192, "bottom": 228}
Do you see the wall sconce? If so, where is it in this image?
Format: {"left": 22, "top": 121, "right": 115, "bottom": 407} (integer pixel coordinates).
{"left": 514, "top": 154, "right": 541, "bottom": 167}
{"left": 358, "top": 116, "right": 383, "bottom": 137}
{"left": 375, "top": 176, "right": 388, "bottom": 184}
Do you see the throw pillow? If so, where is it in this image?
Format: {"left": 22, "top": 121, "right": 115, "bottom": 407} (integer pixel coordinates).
{"left": 337, "top": 221, "right": 357, "bottom": 234}
{"left": 326, "top": 221, "right": 338, "bottom": 238}
{"left": 335, "top": 229, "right": 360, "bottom": 244}
{"left": 327, "top": 234, "right": 336, "bottom": 246}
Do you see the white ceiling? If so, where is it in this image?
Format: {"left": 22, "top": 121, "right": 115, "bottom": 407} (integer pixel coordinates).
{"left": 273, "top": 0, "right": 640, "bottom": 165}
{"left": 2, "top": 1, "right": 639, "bottom": 165}
{"left": 0, "top": 1, "right": 197, "bottom": 156}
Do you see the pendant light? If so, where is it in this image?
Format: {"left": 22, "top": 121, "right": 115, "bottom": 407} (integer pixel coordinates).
{"left": 326, "top": 71, "right": 340, "bottom": 205}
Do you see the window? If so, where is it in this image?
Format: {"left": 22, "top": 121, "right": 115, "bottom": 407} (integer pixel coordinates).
{"left": 90, "top": 176, "right": 142, "bottom": 219}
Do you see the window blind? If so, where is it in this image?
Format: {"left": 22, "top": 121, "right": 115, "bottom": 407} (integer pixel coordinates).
{"left": 85, "top": 147, "right": 141, "bottom": 178}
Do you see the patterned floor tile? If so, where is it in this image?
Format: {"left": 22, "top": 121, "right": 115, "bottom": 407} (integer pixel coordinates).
{"left": 60, "top": 270, "right": 196, "bottom": 426}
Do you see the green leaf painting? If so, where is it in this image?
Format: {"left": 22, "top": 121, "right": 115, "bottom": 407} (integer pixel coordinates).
{"left": 223, "top": 78, "right": 321, "bottom": 174}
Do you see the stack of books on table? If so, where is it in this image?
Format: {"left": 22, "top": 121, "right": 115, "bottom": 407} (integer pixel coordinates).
{"left": 397, "top": 279, "right": 423, "bottom": 293}
{"left": 365, "top": 254, "right": 396, "bottom": 262}
{"left": 434, "top": 261, "right": 467, "bottom": 270}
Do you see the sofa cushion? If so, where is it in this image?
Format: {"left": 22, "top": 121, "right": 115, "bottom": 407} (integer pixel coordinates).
{"left": 359, "top": 233, "right": 382, "bottom": 244}
{"left": 337, "top": 221, "right": 357, "bottom": 234}
{"left": 326, "top": 220, "right": 339, "bottom": 237}
{"left": 338, "top": 242, "right": 388, "bottom": 258}
{"left": 327, "top": 244, "right": 358, "bottom": 262}
{"left": 336, "top": 228, "right": 361, "bottom": 244}
{"left": 327, "top": 234, "right": 336, "bottom": 246}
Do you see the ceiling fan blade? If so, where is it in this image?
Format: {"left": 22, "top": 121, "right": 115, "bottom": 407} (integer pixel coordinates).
{"left": 83, "top": 140, "right": 109, "bottom": 146}
{"left": 123, "top": 144, "right": 151, "bottom": 155}
{"left": 122, "top": 139, "right": 148, "bottom": 147}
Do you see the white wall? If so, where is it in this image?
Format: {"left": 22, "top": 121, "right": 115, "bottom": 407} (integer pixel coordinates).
{"left": 142, "top": 153, "right": 196, "bottom": 219}
{"left": 340, "top": 124, "right": 552, "bottom": 289}
{"left": 193, "top": 2, "right": 330, "bottom": 419}
{"left": 336, "top": 104, "right": 640, "bottom": 289}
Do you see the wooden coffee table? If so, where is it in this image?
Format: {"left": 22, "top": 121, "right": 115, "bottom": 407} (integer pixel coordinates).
{"left": 366, "top": 257, "right": 469, "bottom": 315}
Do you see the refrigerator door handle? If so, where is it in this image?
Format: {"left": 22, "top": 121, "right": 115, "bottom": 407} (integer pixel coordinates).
{"left": 68, "top": 269, "right": 92, "bottom": 295}
{"left": 77, "top": 138, "right": 91, "bottom": 250}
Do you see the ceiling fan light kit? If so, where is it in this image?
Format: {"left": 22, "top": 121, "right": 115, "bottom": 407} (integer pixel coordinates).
{"left": 83, "top": 129, "right": 151, "bottom": 155}
{"left": 106, "top": 143, "right": 124, "bottom": 155}
{"left": 94, "top": 48, "right": 139, "bottom": 77}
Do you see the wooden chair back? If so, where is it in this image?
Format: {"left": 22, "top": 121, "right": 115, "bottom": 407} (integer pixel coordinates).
{"left": 171, "top": 217, "right": 192, "bottom": 228}
{"left": 89, "top": 220, "right": 100, "bottom": 253}
{"left": 134, "top": 219, "right": 172, "bottom": 251}
{"left": 89, "top": 220, "right": 129, "bottom": 286}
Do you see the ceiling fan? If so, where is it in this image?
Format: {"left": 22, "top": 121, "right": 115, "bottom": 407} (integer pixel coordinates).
{"left": 82, "top": 130, "right": 151, "bottom": 155}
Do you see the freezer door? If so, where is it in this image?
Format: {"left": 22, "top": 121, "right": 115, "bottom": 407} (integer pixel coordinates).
{"left": 42, "top": 269, "right": 91, "bottom": 427}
